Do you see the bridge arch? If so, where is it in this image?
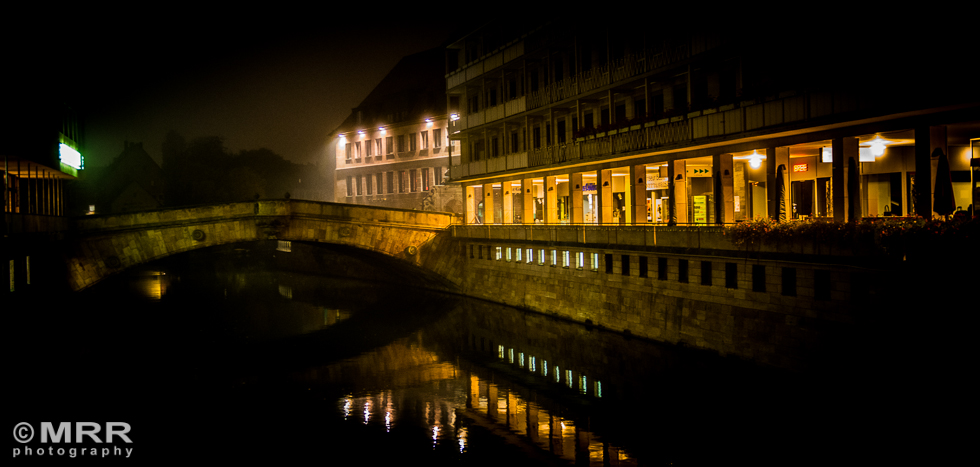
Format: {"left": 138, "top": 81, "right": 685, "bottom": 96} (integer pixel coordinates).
{"left": 66, "top": 200, "right": 461, "bottom": 291}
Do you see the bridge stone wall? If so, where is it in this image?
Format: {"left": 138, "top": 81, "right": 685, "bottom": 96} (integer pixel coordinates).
{"left": 66, "top": 200, "right": 459, "bottom": 291}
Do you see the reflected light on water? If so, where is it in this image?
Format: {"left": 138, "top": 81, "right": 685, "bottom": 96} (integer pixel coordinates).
{"left": 342, "top": 397, "right": 352, "bottom": 420}
{"left": 457, "top": 427, "right": 467, "bottom": 453}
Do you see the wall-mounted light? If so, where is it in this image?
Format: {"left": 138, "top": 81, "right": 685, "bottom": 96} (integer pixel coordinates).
{"left": 450, "top": 113, "right": 460, "bottom": 121}
{"left": 748, "top": 150, "right": 763, "bottom": 169}
{"left": 357, "top": 130, "right": 365, "bottom": 136}
{"left": 821, "top": 147, "right": 833, "bottom": 163}
{"left": 867, "top": 136, "right": 890, "bottom": 157}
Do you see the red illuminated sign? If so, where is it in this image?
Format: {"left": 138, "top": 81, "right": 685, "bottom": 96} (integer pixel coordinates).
{"left": 793, "top": 164, "right": 808, "bottom": 172}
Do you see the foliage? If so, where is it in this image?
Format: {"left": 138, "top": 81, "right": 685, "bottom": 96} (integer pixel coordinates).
{"left": 724, "top": 216, "right": 978, "bottom": 257}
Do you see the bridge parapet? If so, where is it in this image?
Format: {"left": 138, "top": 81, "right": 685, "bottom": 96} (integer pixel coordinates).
{"left": 65, "top": 200, "right": 458, "bottom": 291}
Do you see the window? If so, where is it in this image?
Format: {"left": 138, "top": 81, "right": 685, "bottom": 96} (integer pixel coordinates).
{"left": 515, "top": 248, "right": 522, "bottom": 262}
{"left": 386, "top": 136, "right": 394, "bottom": 157}
{"left": 434, "top": 168, "right": 443, "bottom": 185}
{"left": 366, "top": 174, "right": 373, "bottom": 195}
{"left": 506, "top": 247, "right": 512, "bottom": 262}
{"left": 605, "top": 253, "right": 613, "bottom": 273}
{"left": 576, "top": 252, "right": 584, "bottom": 270}
{"left": 496, "top": 246, "right": 502, "bottom": 261}
{"left": 345, "top": 143, "right": 352, "bottom": 163}
{"left": 421, "top": 131, "right": 428, "bottom": 149}
{"left": 422, "top": 168, "right": 430, "bottom": 191}
{"left": 621, "top": 255, "right": 630, "bottom": 276}
{"left": 526, "top": 248, "right": 534, "bottom": 264}
{"left": 433, "top": 129, "right": 442, "bottom": 147}
{"left": 376, "top": 173, "right": 384, "bottom": 194}
{"left": 726, "top": 263, "right": 738, "bottom": 289}
{"left": 468, "top": 245, "right": 474, "bottom": 258}
{"left": 752, "top": 265, "right": 766, "bottom": 292}
{"left": 399, "top": 171, "right": 408, "bottom": 193}
{"left": 345, "top": 176, "right": 353, "bottom": 197}
{"left": 355, "top": 176, "right": 362, "bottom": 196}
{"left": 487, "top": 245, "right": 493, "bottom": 260}
{"left": 376, "top": 139, "right": 382, "bottom": 158}
{"left": 562, "top": 251, "right": 570, "bottom": 268}
{"left": 355, "top": 141, "right": 361, "bottom": 161}
{"left": 782, "top": 267, "right": 797, "bottom": 296}
{"left": 658, "top": 257, "right": 668, "bottom": 280}
{"left": 410, "top": 169, "right": 418, "bottom": 192}
{"left": 397, "top": 134, "right": 405, "bottom": 152}
{"left": 701, "top": 261, "right": 712, "bottom": 286}
{"left": 538, "top": 249, "right": 545, "bottom": 266}
{"left": 409, "top": 133, "right": 417, "bottom": 151}
{"left": 590, "top": 253, "right": 599, "bottom": 272}
{"left": 386, "top": 172, "right": 394, "bottom": 194}
{"left": 678, "top": 259, "right": 688, "bottom": 283}
{"left": 639, "top": 256, "right": 648, "bottom": 278}
{"left": 550, "top": 249, "right": 557, "bottom": 267}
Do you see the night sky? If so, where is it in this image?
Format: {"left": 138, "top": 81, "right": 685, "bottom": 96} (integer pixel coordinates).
{"left": 10, "top": 10, "right": 464, "bottom": 168}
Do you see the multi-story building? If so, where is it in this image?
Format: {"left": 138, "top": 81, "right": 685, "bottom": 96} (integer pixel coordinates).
{"left": 334, "top": 48, "right": 462, "bottom": 214}
{"left": 445, "top": 21, "right": 978, "bottom": 226}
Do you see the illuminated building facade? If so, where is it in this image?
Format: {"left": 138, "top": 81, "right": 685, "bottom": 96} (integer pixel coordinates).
{"left": 446, "top": 20, "right": 979, "bottom": 226}
{"left": 2, "top": 100, "right": 83, "bottom": 293}
{"left": 334, "top": 48, "right": 462, "bottom": 214}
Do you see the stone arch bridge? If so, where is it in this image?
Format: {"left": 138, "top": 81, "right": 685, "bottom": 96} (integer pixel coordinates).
{"left": 66, "top": 200, "right": 461, "bottom": 291}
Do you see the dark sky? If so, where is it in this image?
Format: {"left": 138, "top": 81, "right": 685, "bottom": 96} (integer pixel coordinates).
{"left": 12, "top": 11, "right": 466, "bottom": 168}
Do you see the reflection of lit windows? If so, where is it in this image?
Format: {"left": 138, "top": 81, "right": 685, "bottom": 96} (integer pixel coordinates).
{"left": 595, "top": 381, "right": 602, "bottom": 398}
{"left": 576, "top": 252, "right": 584, "bottom": 270}
{"left": 590, "top": 253, "right": 599, "bottom": 272}
{"left": 554, "top": 366, "right": 560, "bottom": 382}
{"left": 509, "top": 348, "right": 514, "bottom": 364}
{"left": 538, "top": 249, "right": 545, "bottom": 266}
{"left": 277, "top": 240, "right": 291, "bottom": 252}
{"left": 542, "top": 360, "right": 548, "bottom": 377}
{"left": 551, "top": 249, "right": 557, "bottom": 267}
{"left": 566, "top": 370, "right": 573, "bottom": 388}
{"left": 498, "top": 345, "right": 505, "bottom": 359}
{"left": 506, "top": 247, "right": 512, "bottom": 262}
{"left": 580, "top": 375, "right": 588, "bottom": 394}
{"left": 495, "top": 246, "right": 502, "bottom": 260}
{"left": 342, "top": 396, "right": 352, "bottom": 419}
{"left": 519, "top": 352, "right": 525, "bottom": 367}
{"left": 563, "top": 250, "right": 570, "bottom": 268}
{"left": 529, "top": 356, "right": 536, "bottom": 372}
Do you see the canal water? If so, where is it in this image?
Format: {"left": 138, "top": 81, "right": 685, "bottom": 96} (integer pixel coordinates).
{"left": 10, "top": 242, "right": 903, "bottom": 465}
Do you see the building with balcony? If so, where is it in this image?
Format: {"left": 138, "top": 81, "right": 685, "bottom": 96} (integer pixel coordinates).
{"left": 446, "top": 20, "right": 979, "bottom": 227}
{"left": 334, "top": 47, "right": 462, "bottom": 214}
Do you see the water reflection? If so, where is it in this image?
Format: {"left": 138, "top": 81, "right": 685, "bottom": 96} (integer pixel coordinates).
{"left": 298, "top": 328, "right": 636, "bottom": 466}
{"left": 60, "top": 243, "right": 856, "bottom": 465}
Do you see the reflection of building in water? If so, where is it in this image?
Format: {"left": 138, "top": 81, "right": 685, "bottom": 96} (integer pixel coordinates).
{"left": 309, "top": 333, "right": 635, "bottom": 464}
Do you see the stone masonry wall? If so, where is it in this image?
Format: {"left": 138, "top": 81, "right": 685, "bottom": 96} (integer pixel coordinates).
{"left": 454, "top": 241, "right": 874, "bottom": 371}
